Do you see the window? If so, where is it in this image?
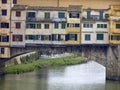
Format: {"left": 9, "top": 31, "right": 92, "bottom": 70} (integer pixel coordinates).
{"left": 101, "top": 24, "right": 104, "bottom": 28}
{"left": 83, "top": 23, "right": 93, "bottom": 28}
{"left": 85, "top": 34, "right": 91, "bottom": 41}
{"left": 67, "top": 23, "right": 74, "bottom": 27}
{"left": 16, "top": 11, "right": 21, "bottom": 17}
{"left": 111, "top": 36, "right": 120, "bottom": 40}
{"left": 27, "top": 12, "right": 35, "bottom": 18}
{"left": 13, "top": 35, "right": 23, "bottom": 41}
{"left": 0, "top": 48, "right": 5, "bottom": 54}
{"left": 97, "top": 34, "right": 104, "bottom": 40}
{"left": 2, "top": 0, "right": 7, "bottom": 4}
{"left": 97, "top": 24, "right": 100, "bottom": 28}
{"left": 61, "top": 23, "right": 66, "bottom": 29}
{"left": 54, "top": 23, "right": 59, "bottom": 29}
{"left": 26, "top": 35, "right": 41, "bottom": 40}
{"left": 44, "top": 35, "right": 50, "bottom": 40}
{"left": 35, "top": 35, "right": 41, "bottom": 40}
{"left": 69, "top": 12, "right": 80, "bottom": 18}
{"left": 70, "top": 34, "right": 77, "bottom": 41}
{"left": 67, "top": 23, "right": 80, "bottom": 28}
{"left": 25, "top": 35, "right": 35, "bottom": 40}
{"left": 45, "top": 12, "right": 50, "bottom": 19}
{"left": 13, "top": 0, "right": 17, "bottom": 4}
{"left": 2, "top": 9, "right": 7, "bottom": 16}
{"left": 37, "top": 24, "right": 41, "bottom": 29}
{"left": 15, "top": 22, "right": 21, "bottom": 29}
{"left": 104, "top": 24, "right": 107, "bottom": 28}
{"left": 90, "top": 24, "right": 93, "bottom": 28}
{"left": 44, "top": 24, "right": 49, "bottom": 29}
{"left": 1, "top": 23, "right": 9, "bottom": 28}
{"left": 116, "top": 24, "right": 120, "bottom": 29}
{"left": 83, "top": 24, "right": 86, "bottom": 28}
{"left": 58, "top": 12, "right": 65, "bottom": 18}
{"left": 75, "top": 24, "right": 80, "bottom": 27}
{"left": 0, "top": 36, "right": 9, "bottom": 42}
{"left": 26, "top": 23, "right": 36, "bottom": 29}
{"left": 97, "top": 24, "right": 107, "bottom": 28}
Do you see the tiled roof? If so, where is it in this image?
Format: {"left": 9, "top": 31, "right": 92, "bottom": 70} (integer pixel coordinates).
{"left": 83, "top": 8, "right": 109, "bottom": 11}
{"left": 28, "top": 6, "right": 67, "bottom": 11}
{"left": 12, "top": 5, "right": 67, "bottom": 11}
{"left": 68, "top": 5, "right": 82, "bottom": 12}
{"left": 12, "top": 5, "right": 27, "bottom": 10}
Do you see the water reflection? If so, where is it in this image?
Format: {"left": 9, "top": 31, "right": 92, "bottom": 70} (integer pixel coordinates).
{"left": 0, "top": 61, "right": 120, "bottom": 90}
{"left": 48, "top": 61, "right": 105, "bottom": 90}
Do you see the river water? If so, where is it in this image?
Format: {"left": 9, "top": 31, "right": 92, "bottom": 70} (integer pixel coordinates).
{"left": 0, "top": 61, "right": 120, "bottom": 90}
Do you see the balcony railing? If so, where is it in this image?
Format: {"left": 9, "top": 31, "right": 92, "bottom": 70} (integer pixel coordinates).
{"left": 111, "top": 17, "right": 120, "bottom": 21}
{"left": 26, "top": 17, "right": 67, "bottom": 22}
{"left": 82, "top": 16, "right": 108, "bottom": 21}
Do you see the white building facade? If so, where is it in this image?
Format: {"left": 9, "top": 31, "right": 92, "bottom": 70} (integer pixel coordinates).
{"left": 81, "top": 9, "right": 109, "bottom": 44}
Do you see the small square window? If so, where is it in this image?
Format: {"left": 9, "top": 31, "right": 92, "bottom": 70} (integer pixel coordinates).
{"left": 2, "top": 9, "right": 7, "bottom": 16}
{"left": 15, "top": 22, "right": 21, "bottom": 29}
{"left": 37, "top": 24, "right": 41, "bottom": 29}
{"left": 97, "top": 34, "right": 104, "bottom": 40}
{"left": 58, "top": 12, "right": 65, "bottom": 18}
{"left": 44, "top": 24, "right": 49, "bottom": 29}
{"left": 13, "top": 0, "right": 17, "bottom": 4}
{"left": 97, "top": 24, "right": 100, "bottom": 28}
{"left": 104, "top": 24, "right": 107, "bottom": 28}
{"left": 0, "top": 48, "right": 5, "bottom": 54}
{"left": 2, "top": 0, "right": 7, "bottom": 4}
{"left": 116, "top": 24, "right": 120, "bottom": 29}
{"left": 1, "top": 36, "right": 9, "bottom": 42}
{"left": 1, "top": 23, "right": 9, "bottom": 28}
{"left": 13, "top": 35, "right": 23, "bottom": 41}
{"left": 16, "top": 11, "right": 21, "bottom": 17}
{"left": 45, "top": 12, "right": 50, "bottom": 19}
{"left": 83, "top": 24, "right": 86, "bottom": 28}
{"left": 85, "top": 34, "right": 91, "bottom": 41}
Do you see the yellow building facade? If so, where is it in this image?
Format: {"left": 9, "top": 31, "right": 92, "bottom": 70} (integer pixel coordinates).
{"left": 109, "top": 5, "right": 120, "bottom": 44}
{"left": 66, "top": 5, "right": 81, "bottom": 45}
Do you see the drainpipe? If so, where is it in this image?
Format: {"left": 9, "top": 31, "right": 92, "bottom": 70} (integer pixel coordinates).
{"left": 57, "top": 0, "right": 59, "bottom": 7}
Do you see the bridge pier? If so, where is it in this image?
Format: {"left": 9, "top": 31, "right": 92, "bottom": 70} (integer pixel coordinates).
{"left": 0, "top": 60, "right": 5, "bottom": 75}
{"left": 106, "top": 45, "right": 120, "bottom": 80}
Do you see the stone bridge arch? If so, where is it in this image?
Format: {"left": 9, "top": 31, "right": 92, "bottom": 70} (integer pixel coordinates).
{"left": 1, "top": 45, "right": 120, "bottom": 80}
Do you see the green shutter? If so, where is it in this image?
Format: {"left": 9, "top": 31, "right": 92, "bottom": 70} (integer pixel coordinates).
{"left": 83, "top": 24, "right": 86, "bottom": 28}
{"left": 54, "top": 23, "right": 59, "bottom": 29}
{"left": 101, "top": 24, "right": 104, "bottom": 28}
{"left": 99, "top": 11, "right": 103, "bottom": 20}
{"left": 85, "top": 34, "right": 90, "bottom": 41}
{"left": 97, "top": 24, "right": 100, "bottom": 28}
{"left": 75, "top": 34, "right": 77, "bottom": 41}
{"left": 41, "top": 35, "right": 44, "bottom": 40}
{"left": 61, "top": 23, "right": 66, "bottom": 29}
{"left": 87, "top": 11, "right": 91, "bottom": 19}
{"left": 104, "top": 24, "right": 107, "bottom": 28}
{"left": 45, "top": 12, "right": 50, "bottom": 19}
{"left": 59, "top": 12, "right": 65, "bottom": 18}
{"left": 65, "top": 34, "right": 69, "bottom": 41}
{"left": 37, "top": 23, "right": 41, "bottom": 29}
{"left": 58, "top": 34, "right": 61, "bottom": 41}
{"left": 52, "top": 34, "right": 54, "bottom": 41}
{"left": 97, "top": 34, "right": 104, "bottom": 40}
